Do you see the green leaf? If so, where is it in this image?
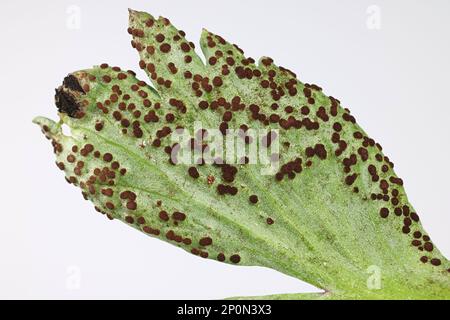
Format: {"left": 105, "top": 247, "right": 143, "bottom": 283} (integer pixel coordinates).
{"left": 33, "top": 9, "right": 449, "bottom": 299}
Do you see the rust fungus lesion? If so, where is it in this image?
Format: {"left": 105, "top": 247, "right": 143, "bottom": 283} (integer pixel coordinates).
{"left": 55, "top": 74, "right": 87, "bottom": 118}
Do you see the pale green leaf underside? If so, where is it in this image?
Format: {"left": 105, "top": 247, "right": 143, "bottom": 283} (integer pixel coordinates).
{"left": 33, "top": 9, "right": 449, "bottom": 299}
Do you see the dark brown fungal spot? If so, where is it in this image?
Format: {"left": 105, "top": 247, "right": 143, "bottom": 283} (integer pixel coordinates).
{"left": 213, "top": 76, "right": 223, "bottom": 87}
{"left": 300, "top": 106, "right": 310, "bottom": 115}
{"left": 249, "top": 195, "right": 258, "bottom": 204}
{"left": 332, "top": 122, "right": 342, "bottom": 132}
{"left": 67, "top": 154, "right": 76, "bottom": 163}
{"left": 345, "top": 174, "right": 357, "bottom": 186}
{"left": 63, "top": 74, "right": 84, "bottom": 93}
{"left": 180, "top": 42, "right": 190, "bottom": 52}
{"left": 145, "top": 19, "right": 154, "bottom": 27}
{"left": 379, "top": 208, "right": 389, "bottom": 218}
{"left": 101, "top": 188, "right": 113, "bottom": 197}
{"left": 380, "top": 179, "right": 389, "bottom": 191}
{"left": 125, "top": 216, "right": 134, "bottom": 224}
{"left": 209, "top": 56, "right": 217, "bottom": 65}
{"left": 198, "top": 101, "right": 209, "bottom": 110}
{"left": 403, "top": 217, "right": 412, "bottom": 227}
{"left": 159, "top": 210, "right": 169, "bottom": 222}
{"left": 305, "top": 147, "right": 315, "bottom": 158}
{"left": 314, "top": 144, "right": 327, "bottom": 160}
{"left": 56, "top": 162, "right": 65, "bottom": 170}
{"left": 424, "top": 242, "right": 434, "bottom": 252}
{"left": 221, "top": 164, "right": 238, "bottom": 183}
{"left": 262, "top": 131, "right": 277, "bottom": 148}
{"left": 137, "top": 217, "right": 146, "bottom": 225}
{"left": 126, "top": 201, "right": 137, "bottom": 210}
{"left": 430, "top": 258, "right": 441, "bottom": 266}
{"left": 54, "top": 88, "right": 81, "bottom": 118}
{"left": 188, "top": 167, "right": 199, "bottom": 179}
{"left": 230, "top": 254, "right": 241, "bottom": 264}
{"left": 103, "top": 153, "right": 113, "bottom": 162}
{"left": 155, "top": 33, "right": 165, "bottom": 42}
{"left": 143, "top": 226, "right": 155, "bottom": 235}
{"left": 117, "top": 72, "right": 127, "bottom": 80}
{"left": 410, "top": 212, "right": 420, "bottom": 222}
{"left": 95, "top": 122, "right": 104, "bottom": 131}
{"left": 358, "top": 147, "right": 369, "bottom": 161}
{"left": 166, "top": 230, "right": 175, "bottom": 240}
{"left": 172, "top": 211, "right": 186, "bottom": 221}
{"left": 316, "top": 106, "right": 328, "bottom": 121}
{"left": 160, "top": 43, "right": 171, "bottom": 53}
{"left": 389, "top": 176, "right": 403, "bottom": 186}
{"left": 199, "top": 237, "right": 212, "bottom": 246}
{"left": 105, "top": 202, "right": 115, "bottom": 210}
{"left": 37, "top": 20, "right": 450, "bottom": 278}
{"left": 217, "top": 184, "right": 238, "bottom": 195}
{"left": 403, "top": 205, "right": 410, "bottom": 216}
{"left": 411, "top": 240, "right": 421, "bottom": 247}
{"left": 285, "top": 106, "right": 294, "bottom": 114}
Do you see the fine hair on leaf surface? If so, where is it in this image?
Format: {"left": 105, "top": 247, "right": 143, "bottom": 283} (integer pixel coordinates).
{"left": 33, "top": 8, "right": 450, "bottom": 299}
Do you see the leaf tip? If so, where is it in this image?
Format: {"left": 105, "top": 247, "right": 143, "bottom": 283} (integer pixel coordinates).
{"left": 33, "top": 116, "right": 60, "bottom": 137}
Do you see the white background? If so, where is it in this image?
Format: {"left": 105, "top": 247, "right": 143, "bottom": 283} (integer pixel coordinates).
{"left": 0, "top": 0, "right": 449, "bottom": 299}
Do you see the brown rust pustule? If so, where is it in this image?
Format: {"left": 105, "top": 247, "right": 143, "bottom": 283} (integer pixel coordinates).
{"left": 54, "top": 87, "right": 81, "bottom": 117}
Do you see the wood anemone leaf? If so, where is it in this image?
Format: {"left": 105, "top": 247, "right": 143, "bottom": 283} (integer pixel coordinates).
{"left": 33, "top": 9, "right": 449, "bottom": 299}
